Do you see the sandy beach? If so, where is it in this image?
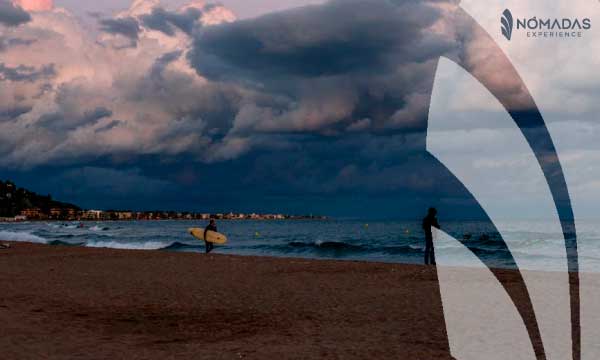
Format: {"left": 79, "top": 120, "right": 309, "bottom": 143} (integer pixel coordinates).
{"left": 0, "top": 241, "right": 545, "bottom": 359}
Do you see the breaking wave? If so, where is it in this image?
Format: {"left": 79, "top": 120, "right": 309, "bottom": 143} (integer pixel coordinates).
{"left": 89, "top": 225, "right": 109, "bottom": 232}
{"left": 0, "top": 231, "right": 47, "bottom": 244}
{"left": 85, "top": 240, "right": 175, "bottom": 250}
{"left": 288, "top": 240, "right": 364, "bottom": 251}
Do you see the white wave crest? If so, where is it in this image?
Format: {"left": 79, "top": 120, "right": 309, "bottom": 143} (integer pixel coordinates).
{"left": 85, "top": 240, "right": 171, "bottom": 250}
{"left": 89, "top": 225, "right": 109, "bottom": 232}
{"left": 0, "top": 231, "right": 47, "bottom": 244}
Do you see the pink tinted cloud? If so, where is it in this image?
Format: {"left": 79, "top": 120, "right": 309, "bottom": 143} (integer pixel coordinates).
{"left": 13, "top": 0, "right": 53, "bottom": 12}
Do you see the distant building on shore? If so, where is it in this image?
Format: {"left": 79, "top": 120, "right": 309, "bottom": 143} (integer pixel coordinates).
{"left": 81, "top": 210, "right": 104, "bottom": 220}
{"left": 20, "top": 208, "right": 47, "bottom": 220}
{"left": 117, "top": 212, "right": 133, "bottom": 220}
{"left": 5, "top": 204, "right": 328, "bottom": 223}
{"left": 50, "top": 208, "right": 60, "bottom": 218}
{"left": 1, "top": 180, "right": 329, "bottom": 223}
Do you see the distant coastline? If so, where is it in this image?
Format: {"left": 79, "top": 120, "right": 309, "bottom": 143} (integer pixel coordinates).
{"left": 0, "top": 211, "right": 328, "bottom": 223}
{"left": 1, "top": 179, "right": 327, "bottom": 223}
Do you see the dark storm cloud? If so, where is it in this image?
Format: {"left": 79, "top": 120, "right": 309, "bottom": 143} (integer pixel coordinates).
{"left": 0, "top": 105, "right": 31, "bottom": 122}
{"left": 126, "top": 51, "right": 241, "bottom": 139}
{"left": 178, "top": 0, "right": 513, "bottom": 216}
{"left": 0, "top": 0, "right": 31, "bottom": 27}
{"left": 52, "top": 167, "right": 173, "bottom": 199}
{"left": 99, "top": 17, "right": 141, "bottom": 41}
{"left": 0, "top": 63, "right": 55, "bottom": 82}
{"left": 192, "top": 0, "right": 443, "bottom": 79}
{"left": 38, "top": 106, "right": 113, "bottom": 131}
{"left": 0, "top": 36, "right": 36, "bottom": 52}
{"left": 36, "top": 112, "right": 61, "bottom": 128}
{"left": 202, "top": 3, "right": 219, "bottom": 12}
{"left": 140, "top": 7, "right": 203, "bottom": 36}
{"left": 189, "top": 0, "right": 455, "bottom": 135}
{"left": 241, "top": 133, "right": 439, "bottom": 195}
{"left": 83, "top": 107, "right": 113, "bottom": 124}
{"left": 94, "top": 120, "right": 121, "bottom": 134}
{"left": 149, "top": 50, "right": 183, "bottom": 80}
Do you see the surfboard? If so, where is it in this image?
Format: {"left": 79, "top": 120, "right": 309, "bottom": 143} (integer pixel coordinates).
{"left": 188, "top": 228, "right": 228, "bottom": 244}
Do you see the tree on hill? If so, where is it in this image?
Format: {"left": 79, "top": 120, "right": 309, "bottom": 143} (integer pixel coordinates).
{"left": 0, "top": 180, "right": 80, "bottom": 217}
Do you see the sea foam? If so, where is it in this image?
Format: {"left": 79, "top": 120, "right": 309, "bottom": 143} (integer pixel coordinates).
{"left": 85, "top": 240, "right": 172, "bottom": 250}
{"left": 0, "top": 231, "right": 47, "bottom": 244}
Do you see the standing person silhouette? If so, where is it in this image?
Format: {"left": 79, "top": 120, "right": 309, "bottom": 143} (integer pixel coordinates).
{"left": 192, "top": 1, "right": 578, "bottom": 357}
{"left": 422, "top": 207, "right": 440, "bottom": 265}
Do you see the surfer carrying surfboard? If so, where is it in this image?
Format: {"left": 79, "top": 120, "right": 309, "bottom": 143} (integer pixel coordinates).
{"left": 188, "top": 223, "right": 228, "bottom": 251}
{"left": 204, "top": 219, "right": 218, "bottom": 254}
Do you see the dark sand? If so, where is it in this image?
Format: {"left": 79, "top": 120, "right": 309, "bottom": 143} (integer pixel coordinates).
{"left": 0, "top": 242, "right": 539, "bottom": 359}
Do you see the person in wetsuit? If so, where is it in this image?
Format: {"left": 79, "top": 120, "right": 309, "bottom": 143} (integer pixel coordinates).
{"left": 422, "top": 207, "right": 440, "bottom": 265}
{"left": 204, "top": 219, "right": 217, "bottom": 254}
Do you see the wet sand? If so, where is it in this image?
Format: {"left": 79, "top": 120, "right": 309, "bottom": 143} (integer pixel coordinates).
{"left": 0, "top": 241, "right": 534, "bottom": 359}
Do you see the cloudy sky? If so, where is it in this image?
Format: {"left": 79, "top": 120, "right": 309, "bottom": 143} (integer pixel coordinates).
{"left": 0, "top": 0, "right": 598, "bottom": 219}
{"left": 53, "top": 0, "right": 326, "bottom": 19}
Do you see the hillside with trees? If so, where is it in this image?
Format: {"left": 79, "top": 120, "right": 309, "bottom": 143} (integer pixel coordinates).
{"left": 0, "top": 180, "right": 80, "bottom": 218}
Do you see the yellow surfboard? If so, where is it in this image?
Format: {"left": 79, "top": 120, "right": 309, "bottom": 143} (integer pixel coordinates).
{"left": 188, "top": 228, "right": 228, "bottom": 244}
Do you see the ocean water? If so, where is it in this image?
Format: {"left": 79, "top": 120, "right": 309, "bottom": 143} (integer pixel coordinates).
{"left": 1, "top": 219, "right": 599, "bottom": 271}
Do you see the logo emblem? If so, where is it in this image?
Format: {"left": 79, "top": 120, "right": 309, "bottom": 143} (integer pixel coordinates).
{"left": 501, "top": 9, "right": 514, "bottom": 40}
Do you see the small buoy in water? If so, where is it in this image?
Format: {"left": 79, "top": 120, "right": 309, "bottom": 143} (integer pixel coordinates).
{"left": 255, "top": 232, "right": 261, "bottom": 237}
{"left": 364, "top": 224, "right": 369, "bottom": 229}
{"left": 405, "top": 229, "right": 410, "bottom": 234}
